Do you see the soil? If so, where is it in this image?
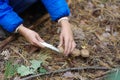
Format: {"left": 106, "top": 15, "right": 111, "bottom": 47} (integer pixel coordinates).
{"left": 0, "top": 0, "right": 120, "bottom": 80}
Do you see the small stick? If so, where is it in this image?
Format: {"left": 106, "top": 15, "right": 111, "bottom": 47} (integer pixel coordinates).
{"left": 94, "top": 70, "right": 112, "bottom": 80}
{"left": 20, "top": 66, "right": 110, "bottom": 80}
{"left": 10, "top": 47, "right": 29, "bottom": 64}
{"left": 0, "top": 34, "right": 16, "bottom": 50}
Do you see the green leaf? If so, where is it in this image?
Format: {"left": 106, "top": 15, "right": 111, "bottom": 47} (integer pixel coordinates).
{"left": 39, "top": 68, "right": 47, "bottom": 73}
{"left": 17, "top": 60, "right": 43, "bottom": 76}
{"left": 30, "top": 60, "right": 42, "bottom": 71}
{"left": 17, "top": 65, "right": 34, "bottom": 76}
{"left": 104, "top": 69, "right": 120, "bottom": 80}
{"left": 4, "top": 61, "right": 18, "bottom": 78}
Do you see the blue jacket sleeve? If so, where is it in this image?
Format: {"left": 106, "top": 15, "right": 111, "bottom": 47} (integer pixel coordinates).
{"left": 0, "top": 2, "right": 23, "bottom": 32}
{"left": 41, "top": 0, "right": 70, "bottom": 21}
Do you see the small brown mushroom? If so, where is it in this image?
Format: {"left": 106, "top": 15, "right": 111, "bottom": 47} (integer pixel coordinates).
{"left": 58, "top": 47, "right": 90, "bottom": 57}
{"left": 58, "top": 47, "right": 81, "bottom": 57}
{"left": 72, "top": 48, "right": 81, "bottom": 57}
{"left": 80, "top": 49, "right": 89, "bottom": 57}
{"left": 58, "top": 47, "right": 64, "bottom": 53}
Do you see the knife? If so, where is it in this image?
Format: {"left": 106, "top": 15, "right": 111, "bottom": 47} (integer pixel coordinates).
{"left": 40, "top": 42, "right": 60, "bottom": 53}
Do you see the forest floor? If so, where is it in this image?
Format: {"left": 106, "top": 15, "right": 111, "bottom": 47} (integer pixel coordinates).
{"left": 0, "top": 0, "right": 120, "bottom": 80}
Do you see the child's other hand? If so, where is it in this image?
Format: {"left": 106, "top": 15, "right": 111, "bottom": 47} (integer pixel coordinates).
{"left": 58, "top": 20, "right": 76, "bottom": 56}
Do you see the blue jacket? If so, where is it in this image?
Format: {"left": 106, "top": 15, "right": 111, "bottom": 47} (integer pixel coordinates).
{"left": 0, "top": 0, "right": 70, "bottom": 32}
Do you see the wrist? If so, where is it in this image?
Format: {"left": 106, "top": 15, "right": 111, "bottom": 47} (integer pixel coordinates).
{"left": 60, "top": 19, "right": 70, "bottom": 29}
{"left": 58, "top": 17, "right": 69, "bottom": 24}
{"left": 17, "top": 24, "right": 27, "bottom": 35}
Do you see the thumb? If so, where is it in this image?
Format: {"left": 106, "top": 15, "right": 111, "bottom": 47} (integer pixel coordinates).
{"left": 58, "top": 35, "right": 63, "bottom": 47}
{"left": 36, "top": 35, "right": 45, "bottom": 48}
{"left": 36, "top": 34, "right": 44, "bottom": 42}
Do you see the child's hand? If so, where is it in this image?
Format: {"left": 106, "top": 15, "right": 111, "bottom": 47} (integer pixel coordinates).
{"left": 58, "top": 20, "right": 76, "bottom": 56}
{"left": 18, "top": 24, "right": 45, "bottom": 48}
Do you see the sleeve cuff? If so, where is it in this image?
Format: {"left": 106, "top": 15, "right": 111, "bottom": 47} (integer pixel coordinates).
{"left": 14, "top": 24, "right": 21, "bottom": 33}
{"left": 58, "top": 17, "right": 69, "bottom": 24}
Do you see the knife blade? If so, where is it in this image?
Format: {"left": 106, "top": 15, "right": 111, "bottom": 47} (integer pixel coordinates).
{"left": 40, "top": 42, "right": 60, "bottom": 53}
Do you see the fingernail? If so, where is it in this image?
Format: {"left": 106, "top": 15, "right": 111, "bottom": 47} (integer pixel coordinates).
{"left": 65, "top": 55, "right": 67, "bottom": 57}
{"left": 65, "top": 53, "right": 68, "bottom": 56}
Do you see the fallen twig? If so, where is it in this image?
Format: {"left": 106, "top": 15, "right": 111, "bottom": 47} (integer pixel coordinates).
{"left": 0, "top": 34, "right": 16, "bottom": 50}
{"left": 10, "top": 47, "right": 29, "bottom": 64}
{"left": 94, "top": 69, "right": 119, "bottom": 80}
{"left": 20, "top": 66, "right": 110, "bottom": 80}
